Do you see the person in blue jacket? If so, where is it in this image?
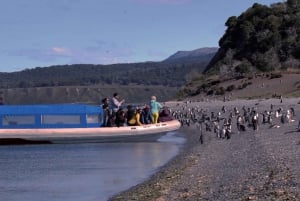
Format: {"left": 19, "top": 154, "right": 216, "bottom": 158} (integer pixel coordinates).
{"left": 150, "top": 96, "right": 162, "bottom": 124}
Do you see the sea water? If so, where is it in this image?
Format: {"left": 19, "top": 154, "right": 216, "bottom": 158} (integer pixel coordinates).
{"left": 0, "top": 132, "right": 185, "bottom": 201}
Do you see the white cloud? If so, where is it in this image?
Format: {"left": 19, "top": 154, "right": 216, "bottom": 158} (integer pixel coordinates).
{"left": 7, "top": 43, "right": 136, "bottom": 66}
{"left": 51, "top": 47, "right": 71, "bottom": 56}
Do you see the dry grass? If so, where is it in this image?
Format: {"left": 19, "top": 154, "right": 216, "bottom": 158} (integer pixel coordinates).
{"left": 188, "top": 73, "right": 300, "bottom": 101}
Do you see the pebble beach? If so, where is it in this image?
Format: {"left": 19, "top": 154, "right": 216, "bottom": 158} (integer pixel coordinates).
{"left": 109, "top": 98, "right": 300, "bottom": 201}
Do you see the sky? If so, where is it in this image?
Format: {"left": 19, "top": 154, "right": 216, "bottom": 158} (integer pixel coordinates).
{"left": 0, "top": 0, "right": 280, "bottom": 72}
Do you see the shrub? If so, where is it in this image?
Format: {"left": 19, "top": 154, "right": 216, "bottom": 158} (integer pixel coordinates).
{"left": 270, "top": 73, "right": 282, "bottom": 79}
{"left": 215, "top": 87, "right": 225, "bottom": 95}
{"left": 226, "top": 84, "right": 236, "bottom": 91}
{"left": 242, "top": 82, "right": 249, "bottom": 88}
{"left": 207, "top": 89, "right": 214, "bottom": 95}
{"left": 235, "top": 61, "right": 252, "bottom": 74}
{"left": 210, "top": 80, "right": 221, "bottom": 86}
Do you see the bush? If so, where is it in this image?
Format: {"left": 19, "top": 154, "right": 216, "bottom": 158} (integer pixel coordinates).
{"left": 210, "top": 80, "right": 221, "bottom": 86}
{"left": 235, "top": 61, "right": 252, "bottom": 74}
{"left": 226, "top": 84, "right": 236, "bottom": 91}
{"left": 242, "top": 82, "right": 249, "bottom": 88}
{"left": 238, "top": 82, "right": 249, "bottom": 90}
{"left": 207, "top": 89, "right": 214, "bottom": 95}
{"left": 215, "top": 87, "right": 225, "bottom": 95}
{"left": 270, "top": 73, "right": 282, "bottom": 79}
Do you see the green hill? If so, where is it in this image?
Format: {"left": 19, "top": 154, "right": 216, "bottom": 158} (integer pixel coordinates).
{"left": 0, "top": 50, "right": 214, "bottom": 89}
{"left": 180, "top": 1, "right": 300, "bottom": 100}
{"left": 0, "top": 48, "right": 216, "bottom": 104}
{"left": 205, "top": 1, "right": 300, "bottom": 75}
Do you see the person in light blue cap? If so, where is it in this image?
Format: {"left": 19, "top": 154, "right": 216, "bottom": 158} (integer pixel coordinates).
{"left": 150, "top": 95, "right": 162, "bottom": 124}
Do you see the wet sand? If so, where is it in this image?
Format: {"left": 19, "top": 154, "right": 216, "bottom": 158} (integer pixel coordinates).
{"left": 109, "top": 98, "right": 300, "bottom": 201}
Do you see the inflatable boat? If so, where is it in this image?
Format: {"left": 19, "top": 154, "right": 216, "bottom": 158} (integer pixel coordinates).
{"left": 0, "top": 104, "right": 181, "bottom": 144}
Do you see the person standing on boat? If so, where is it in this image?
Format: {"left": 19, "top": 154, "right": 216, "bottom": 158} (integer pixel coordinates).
{"left": 110, "top": 93, "right": 125, "bottom": 126}
{"left": 101, "top": 97, "right": 110, "bottom": 127}
{"left": 150, "top": 95, "right": 162, "bottom": 124}
{"left": 110, "top": 93, "right": 125, "bottom": 113}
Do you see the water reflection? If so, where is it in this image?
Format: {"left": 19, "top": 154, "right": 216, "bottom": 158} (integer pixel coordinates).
{"left": 0, "top": 132, "right": 185, "bottom": 201}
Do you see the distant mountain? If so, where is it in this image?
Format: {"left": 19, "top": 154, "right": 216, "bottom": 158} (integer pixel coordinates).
{"left": 0, "top": 47, "right": 217, "bottom": 104}
{"left": 0, "top": 48, "right": 216, "bottom": 89}
{"left": 163, "top": 47, "right": 218, "bottom": 64}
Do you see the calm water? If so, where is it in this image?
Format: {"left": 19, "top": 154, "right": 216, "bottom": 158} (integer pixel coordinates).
{"left": 0, "top": 132, "right": 185, "bottom": 201}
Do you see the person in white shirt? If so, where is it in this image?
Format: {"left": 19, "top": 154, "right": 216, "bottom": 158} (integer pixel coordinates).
{"left": 110, "top": 93, "right": 125, "bottom": 113}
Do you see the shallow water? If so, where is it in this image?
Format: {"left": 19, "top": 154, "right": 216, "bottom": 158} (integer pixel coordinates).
{"left": 0, "top": 132, "right": 185, "bottom": 201}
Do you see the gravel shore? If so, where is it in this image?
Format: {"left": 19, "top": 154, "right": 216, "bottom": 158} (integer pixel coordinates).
{"left": 109, "top": 98, "right": 300, "bottom": 201}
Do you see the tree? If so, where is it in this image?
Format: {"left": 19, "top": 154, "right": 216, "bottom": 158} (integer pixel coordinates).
{"left": 239, "top": 20, "right": 255, "bottom": 41}
{"left": 287, "top": 0, "right": 300, "bottom": 8}
{"left": 225, "top": 16, "right": 238, "bottom": 27}
{"left": 235, "top": 60, "right": 252, "bottom": 74}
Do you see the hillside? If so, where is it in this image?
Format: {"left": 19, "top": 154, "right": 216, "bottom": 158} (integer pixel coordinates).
{"left": 180, "top": 72, "right": 300, "bottom": 101}
{"left": 180, "top": 1, "right": 300, "bottom": 100}
{"left": 0, "top": 48, "right": 217, "bottom": 104}
{"left": 205, "top": 1, "right": 300, "bottom": 75}
{"left": 0, "top": 85, "right": 179, "bottom": 105}
{"left": 0, "top": 48, "right": 216, "bottom": 90}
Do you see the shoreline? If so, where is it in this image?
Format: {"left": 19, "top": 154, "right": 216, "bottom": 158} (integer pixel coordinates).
{"left": 109, "top": 126, "right": 199, "bottom": 201}
{"left": 109, "top": 98, "right": 300, "bottom": 201}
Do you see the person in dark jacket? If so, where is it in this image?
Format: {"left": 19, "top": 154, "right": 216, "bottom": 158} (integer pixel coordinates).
{"left": 102, "top": 97, "right": 110, "bottom": 127}
{"left": 115, "top": 108, "right": 126, "bottom": 127}
{"left": 141, "top": 105, "right": 152, "bottom": 124}
{"left": 158, "top": 107, "right": 173, "bottom": 122}
{"left": 125, "top": 105, "right": 135, "bottom": 125}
